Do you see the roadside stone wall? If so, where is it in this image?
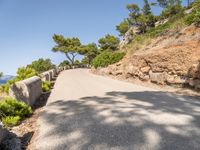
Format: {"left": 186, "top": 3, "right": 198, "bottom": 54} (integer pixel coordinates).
{"left": 8, "top": 66, "right": 70, "bottom": 106}
{"left": 40, "top": 71, "right": 50, "bottom": 82}
{"left": 9, "top": 76, "right": 42, "bottom": 107}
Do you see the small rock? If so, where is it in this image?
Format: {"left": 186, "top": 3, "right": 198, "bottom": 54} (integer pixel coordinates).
{"left": 149, "top": 70, "right": 168, "bottom": 85}
{"left": 140, "top": 66, "right": 151, "bottom": 74}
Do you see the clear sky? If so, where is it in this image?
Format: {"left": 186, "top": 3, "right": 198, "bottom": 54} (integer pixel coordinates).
{"left": 0, "top": 0, "right": 186, "bottom": 75}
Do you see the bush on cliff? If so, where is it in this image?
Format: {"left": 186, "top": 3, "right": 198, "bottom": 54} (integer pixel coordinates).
{"left": 0, "top": 97, "right": 32, "bottom": 127}
{"left": 92, "top": 51, "right": 125, "bottom": 68}
{"left": 185, "top": 8, "right": 200, "bottom": 26}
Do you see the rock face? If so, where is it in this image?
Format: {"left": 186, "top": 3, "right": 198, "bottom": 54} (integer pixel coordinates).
{"left": 0, "top": 123, "right": 8, "bottom": 143}
{"left": 95, "top": 26, "right": 200, "bottom": 90}
{"left": 119, "top": 25, "right": 140, "bottom": 49}
{"left": 0, "top": 123, "right": 21, "bottom": 150}
{"left": 9, "top": 76, "right": 42, "bottom": 107}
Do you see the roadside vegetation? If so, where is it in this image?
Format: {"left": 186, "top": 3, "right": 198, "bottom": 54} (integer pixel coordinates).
{"left": 0, "top": 58, "right": 55, "bottom": 94}
{"left": 0, "top": 59, "right": 54, "bottom": 127}
{"left": 0, "top": 97, "right": 32, "bottom": 127}
{"left": 116, "top": 0, "right": 200, "bottom": 54}
{"left": 1, "top": 0, "right": 199, "bottom": 128}
{"left": 42, "top": 81, "right": 51, "bottom": 92}
{"left": 92, "top": 51, "right": 125, "bottom": 68}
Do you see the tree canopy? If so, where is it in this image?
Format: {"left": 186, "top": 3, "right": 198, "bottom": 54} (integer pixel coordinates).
{"left": 116, "top": 19, "right": 130, "bottom": 36}
{"left": 81, "top": 43, "right": 99, "bottom": 64}
{"left": 27, "top": 58, "right": 55, "bottom": 74}
{"left": 98, "top": 34, "right": 120, "bottom": 51}
{"left": 59, "top": 60, "right": 70, "bottom": 67}
{"left": 143, "top": 0, "right": 152, "bottom": 16}
{"left": 52, "top": 34, "right": 82, "bottom": 65}
{"left": 15, "top": 67, "right": 38, "bottom": 81}
{"left": 157, "top": 0, "right": 181, "bottom": 8}
{"left": 0, "top": 72, "right": 3, "bottom": 78}
{"left": 126, "top": 3, "right": 140, "bottom": 25}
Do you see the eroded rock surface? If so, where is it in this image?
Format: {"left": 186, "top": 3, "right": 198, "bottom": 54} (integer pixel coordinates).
{"left": 94, "top": 26, "right": 200, "bottom": 90}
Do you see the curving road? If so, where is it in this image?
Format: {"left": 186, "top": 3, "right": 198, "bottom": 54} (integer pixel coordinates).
{"left": 35, "top": 69, "right": 200, "bottom": 150}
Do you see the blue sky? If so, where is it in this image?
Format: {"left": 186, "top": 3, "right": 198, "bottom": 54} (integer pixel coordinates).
{"left": 0, "top": 0, "right": 186, "bottom": 75}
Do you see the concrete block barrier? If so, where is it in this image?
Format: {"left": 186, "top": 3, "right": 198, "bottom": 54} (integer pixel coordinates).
{"left": 49, "top": 71, "right": 53, "bottom": 81}
{"left": 48, "top": 69, "right": 56, "bottom": 80}
{"left": 9, "top": 76, "right": 42, "bottom": 107}
{"left": 52, "top": 69, "right": 57, "bottom": 77}
{"left": 39, "top": 71, "right": 50, "bottom": 82}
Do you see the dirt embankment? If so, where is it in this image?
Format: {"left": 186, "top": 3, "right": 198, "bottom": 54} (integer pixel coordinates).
{"left": 94, "top": 25, "right": 200, "bottom": 90}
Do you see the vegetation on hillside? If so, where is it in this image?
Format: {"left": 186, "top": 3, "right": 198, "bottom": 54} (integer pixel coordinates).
{"left": 98, "top": 35, "right": 120, "bottom": 51}
{"left": 185, "top": 0, "right": 200, "bottom": 25}
{"left": 116, "top": 0, "right": 199, "bottom": 54}
{"left": 0, "top": 72, "right": 3, "bottom": 78}
{"left": 27, "top": 58, "right": 55, "bottom": 74}
{"left": 92, "top": 51, "right": 125, "bottom": 68}
{"left": 0, "top": 97, "right": 32, "bottom": 127}
{"left": 52, "top": 33, "right": 123, "bottom": 68}
{"left": 59, "top": 60, "right": 70, "bottom": 67}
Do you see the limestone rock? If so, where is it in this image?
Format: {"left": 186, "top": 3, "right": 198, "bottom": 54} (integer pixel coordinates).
{"left": 149, "top": 70, "right": 168, "bottom": 84}
{"left": 188, "top": 63, "right": 200, "bottom": 79}
{"left": 140, "top": 66, "right": 151, "bottom": 74}
{"left": 119, "top": 26, "right": 140, "bottom": 49}
{"left": 188, "top": 79, "right": 200, "bottom": 89}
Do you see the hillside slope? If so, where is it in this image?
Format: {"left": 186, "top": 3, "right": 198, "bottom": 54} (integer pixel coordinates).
{"left": 94, "top": 25, "right": 200, "bottom": 90}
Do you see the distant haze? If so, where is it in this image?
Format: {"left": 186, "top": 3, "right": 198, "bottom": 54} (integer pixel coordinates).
{"left": 0, "top": 75, "right": 14, "bottom": 84}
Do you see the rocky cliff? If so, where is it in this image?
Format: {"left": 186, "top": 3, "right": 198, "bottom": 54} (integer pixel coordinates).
{"left": 94, "top": 25, "right": 200, "bottom": 90}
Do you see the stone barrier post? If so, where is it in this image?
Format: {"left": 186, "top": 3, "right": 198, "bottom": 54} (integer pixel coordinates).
{"left": 9, "top": 76, "right": 42, "bottom": 107}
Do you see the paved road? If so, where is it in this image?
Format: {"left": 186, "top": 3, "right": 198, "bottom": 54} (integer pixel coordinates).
{"left": 35, "top": 69, "right": 200, "bottom": 150}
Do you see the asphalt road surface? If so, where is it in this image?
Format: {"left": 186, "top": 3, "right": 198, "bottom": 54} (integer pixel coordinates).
{"left": 35, "top": 69, "right": 200, "bottom": 150}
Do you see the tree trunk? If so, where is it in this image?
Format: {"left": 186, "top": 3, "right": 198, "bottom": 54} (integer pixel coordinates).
{"left": 65, "top": 53, "right": 77, "bottom": 66}
{"left": 65, "top": 53, "right": 74, "bottom": 65}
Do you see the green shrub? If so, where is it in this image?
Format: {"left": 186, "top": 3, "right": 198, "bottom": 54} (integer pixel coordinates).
{"left": 92, "top": 51, "right": 125, "bottom": 68}
{"left": 27, "top": 58, "right": 55, "bottom": 74}
{"left": 1, "top": 79, "right": 15, "bottom": 94}
{"left": 160, "top": 4, "right": 184, "bottom": 20}
{"left": 192, "top": 0, "right": 200, "bottom": 8}
{"left": 42, "top": 81, "right": 51, "bottom": 92}
{"left": 185, "top": 9, "right": 200, "bottom": 26}
{"left": 2, "top": 116, "right": 21, "bottom": 127}
{"left": 0, "top": 97, "right": 32, "bottom": 127}
{"left": 146, "top": 22, "right": 171, "bottom": 38}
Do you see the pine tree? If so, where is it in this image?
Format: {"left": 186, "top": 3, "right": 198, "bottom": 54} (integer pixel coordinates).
{"left": 143, "top": 0, "right": 152, "bottom": 15}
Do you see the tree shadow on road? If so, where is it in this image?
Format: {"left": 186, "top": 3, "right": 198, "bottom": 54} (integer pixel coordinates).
{"left": 37, "top": 91, "right": 200, "bottom": 150}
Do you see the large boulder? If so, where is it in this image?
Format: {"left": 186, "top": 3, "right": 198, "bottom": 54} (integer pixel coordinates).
{"left": 0, "top": 123, "right": 21, "bottom": 150}
{"left": 9, "top": 76, "right": 42, "bottom": 107}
